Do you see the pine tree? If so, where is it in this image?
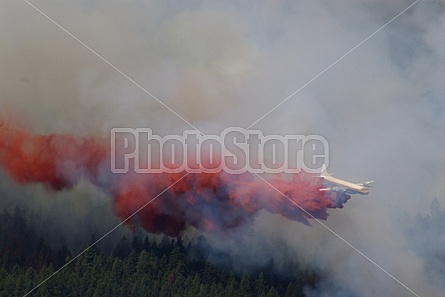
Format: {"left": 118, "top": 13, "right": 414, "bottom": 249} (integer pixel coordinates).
{"left": 187, "top": 273, "right": 201, "bottom": 297}
{"left": 255, "top": 272, "right": 266, "bottom": 296}
{"left": 285, "top": 282, "right": 304, "bottom": 297}
{"left": 239, "top": 272, "right": 251, "bottom": 297}
{"left": 114, "top": 236, "right": 131, "bottom": 258}
{"left": 266, "top": 287, "right": 280, "bottom": 297}
{"left": 132, "top": 236, "right": 144, "bottom": 253}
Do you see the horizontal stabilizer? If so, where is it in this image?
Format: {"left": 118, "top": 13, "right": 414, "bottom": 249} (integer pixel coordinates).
{"left": 358, "top": 180, "right": 374, "bottom": 188}
{"left": 319, "top": 188, "right": 332, "bottom": 192}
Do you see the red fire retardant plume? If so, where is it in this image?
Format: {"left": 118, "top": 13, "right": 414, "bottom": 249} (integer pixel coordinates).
{"left": 0, "top": 119, "right": 349, "bottom": 237}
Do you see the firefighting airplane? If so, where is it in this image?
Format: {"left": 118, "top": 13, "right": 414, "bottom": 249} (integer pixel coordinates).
{"left": 318, "top": 164, "right": 374, "bottom": 195}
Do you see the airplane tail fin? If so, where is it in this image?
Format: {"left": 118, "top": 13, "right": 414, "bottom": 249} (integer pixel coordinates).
{"left": 318, "top": 163, "right": 332, "bottom": 177}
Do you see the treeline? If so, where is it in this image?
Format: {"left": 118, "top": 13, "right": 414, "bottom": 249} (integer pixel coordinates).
{"left": 402, "top": 197, "right": 445, "bottom": 289}
{"left": 0, "top": 206, "right": 319, "bottom": 296}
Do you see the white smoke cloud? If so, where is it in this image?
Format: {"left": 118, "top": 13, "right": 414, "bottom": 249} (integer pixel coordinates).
{"left": 1, "top": 0, "right": 445, "bottom": 296}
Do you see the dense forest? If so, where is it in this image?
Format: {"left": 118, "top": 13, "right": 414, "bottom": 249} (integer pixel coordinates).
{"left": 0, "top": 206, "right": 320, "bottom": 297}
{"left": 5, "top": 198, "right": 443, "bottom": 296}
{"left": 402, "top": 197, "right": 445, "bottom": 289}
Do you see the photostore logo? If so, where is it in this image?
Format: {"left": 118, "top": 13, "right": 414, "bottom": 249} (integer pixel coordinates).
{"left": 111, "top": 128, "right": 329, "bottom": 174}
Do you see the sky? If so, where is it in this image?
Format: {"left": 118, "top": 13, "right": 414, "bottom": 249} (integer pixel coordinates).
{"left": 1, "top": 0, "right": 445, "bottom": 296}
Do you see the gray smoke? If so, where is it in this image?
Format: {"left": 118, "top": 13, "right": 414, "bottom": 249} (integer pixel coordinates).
{"left": 1, "top": 0, "right": 445, "bottom": 296}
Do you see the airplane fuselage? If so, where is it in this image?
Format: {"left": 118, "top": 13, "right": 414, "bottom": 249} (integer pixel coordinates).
{"left": 321, "top": 175, "right": 369, "bottom": 195}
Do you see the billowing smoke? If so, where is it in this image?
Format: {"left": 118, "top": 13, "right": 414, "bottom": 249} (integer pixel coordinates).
{"left": 0, "top": 117, "right": 348, "bottom": 236}
{"left": 1, "top": 0, "right": 445, "bottom": 296}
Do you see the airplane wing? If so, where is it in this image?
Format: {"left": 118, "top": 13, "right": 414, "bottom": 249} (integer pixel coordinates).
{"left": 319, "top": 186, "right": 348, "bottom": 194}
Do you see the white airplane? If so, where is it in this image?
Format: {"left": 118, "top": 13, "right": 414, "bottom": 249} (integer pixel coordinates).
{"left": 318, "top": 164, "right": 373, "bottom": 195}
